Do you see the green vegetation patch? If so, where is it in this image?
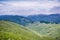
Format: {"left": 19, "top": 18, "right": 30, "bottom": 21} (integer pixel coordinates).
{"left": 0, "top": 21, "right": 41, "bottom": 40}
{"left": 26, "top": 22, "right": 60, "bottom": 40}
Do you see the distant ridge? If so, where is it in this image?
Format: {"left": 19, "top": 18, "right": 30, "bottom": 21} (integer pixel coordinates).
{"left": 0, "top": 14, "right": 60, "bottom": 26}
{"left": 27, "top": 14, "right": 60, "bottom": 24}
{"left": 0, "top": 15, "right": 33, "bottom": 26}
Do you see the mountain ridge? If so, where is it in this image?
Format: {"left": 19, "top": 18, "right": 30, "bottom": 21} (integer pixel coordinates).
{"left": 0, "top": 14, "right": 60, "bottom": 26}
{"left": 27, "top": 14, "right": 60, "bottom": 24}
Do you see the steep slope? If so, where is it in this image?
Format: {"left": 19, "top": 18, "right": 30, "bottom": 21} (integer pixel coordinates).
{"left": 26, "top": 22, "right": 60, "bottom": 40}
{"left": 0, "top": 15, "right": 32, "bottom": 26}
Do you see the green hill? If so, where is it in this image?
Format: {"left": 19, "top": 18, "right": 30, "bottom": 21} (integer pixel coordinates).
{"left": 0, "top": 21, "right": 57, "bottom": 40}
{"left": 26, "top": 22, "right": 60, "bottom": 40}
{"left": 0, "top": 21, "right": 42, "bottom": 40}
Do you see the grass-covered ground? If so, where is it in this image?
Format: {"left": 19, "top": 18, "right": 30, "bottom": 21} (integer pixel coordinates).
{"left": 0, "top": 21, "right": 59, "bottom": 40}
{"left": 0, "top": 21, "right": 42, "bottom": 40}
{"left": 26, "top": 22, "right": 60, "bottom": 40}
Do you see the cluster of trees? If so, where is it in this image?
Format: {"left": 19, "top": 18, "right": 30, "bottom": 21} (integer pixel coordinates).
{"left": 39, "top": 21, "right": 59, "bottom": 24}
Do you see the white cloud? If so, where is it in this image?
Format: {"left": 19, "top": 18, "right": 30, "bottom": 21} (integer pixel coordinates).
{"left": 0, "top": 3, "right": 4, "bottom": 7}
{"left": 50, "top": 6, "right": 60, "bottom": 13}
{"left": 0, "top": 0, "right": 60, "bottom": 2}
{"left": 0, "top": 1, "right": 60, "bottom": 16}
{"left": 3, "top": 1, "right": 59, "bottom": 8}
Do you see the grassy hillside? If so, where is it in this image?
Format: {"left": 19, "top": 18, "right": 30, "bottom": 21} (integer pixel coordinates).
{"left": 0, "top": 21, "right": 57, "bottom": 40}
{"left": 0, "top": 21, "right": 42, "bottom": 40}
{"left": 26, "top": 22, "right": 60, "bottom": 40}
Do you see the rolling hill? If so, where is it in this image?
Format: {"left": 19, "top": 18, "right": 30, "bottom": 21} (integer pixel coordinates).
{"left": 0, "top": 14, "right": 60, "bottom": 40}
{"left": 0, "top": 21, "right": 41, "bottom": 40}
{"left": 26, "top": 22, "right": 60, "bottom": 40}
{"left": 0, "top": 21, "right": 56, "bottom": 40}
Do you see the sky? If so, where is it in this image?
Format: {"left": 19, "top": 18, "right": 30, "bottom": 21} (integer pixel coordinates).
{"left": 0, "top": 0, "right": 60, "bottom": 16}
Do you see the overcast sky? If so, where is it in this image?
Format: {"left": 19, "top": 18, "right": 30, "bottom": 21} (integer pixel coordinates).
{"left": 0, "top": 0, "right": 60, "bottom": 16}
